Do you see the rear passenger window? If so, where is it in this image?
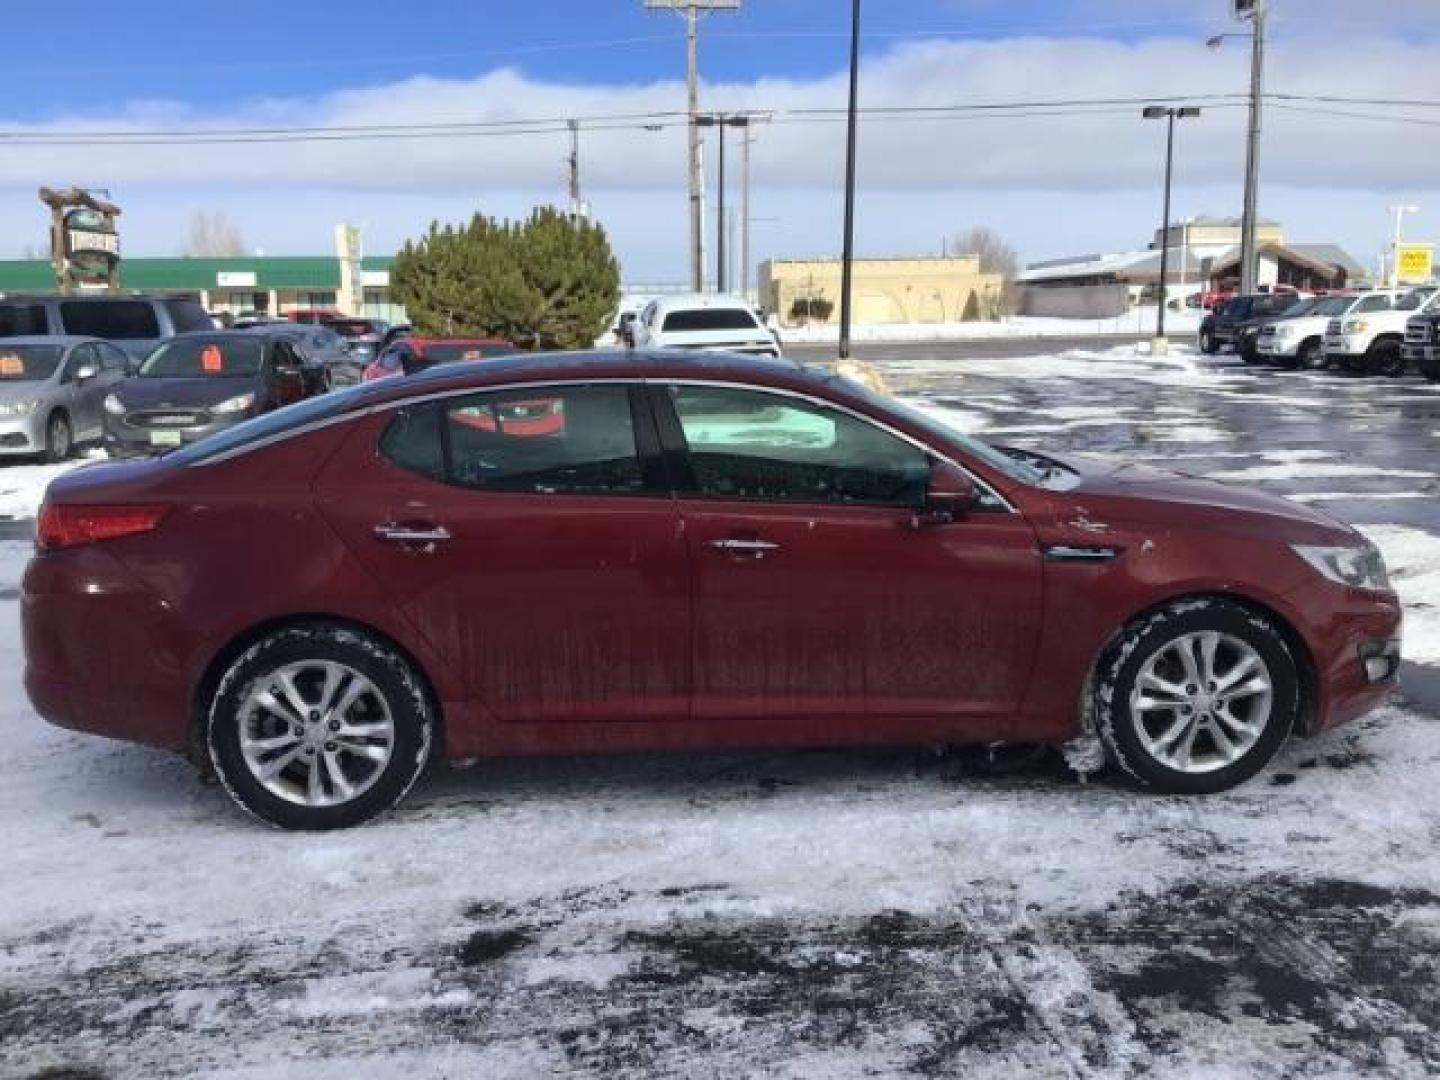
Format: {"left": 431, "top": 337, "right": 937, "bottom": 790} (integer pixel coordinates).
{"left": 662, "top": 308, "right": 761, "bottom": 332}
{"left": 378, "top": 385, "right": 647, "bottom": 496}
{"left": 164, "top": 299, "right": 216, "bottom": 333}
{"left": 59, "top": 301, "right": 160, "bottom": 340}
{"left": 0, "top": 304, "right": 47, "bottom": 337}
{"left": 378, "top": 404, "right": 444, "bottom": 481}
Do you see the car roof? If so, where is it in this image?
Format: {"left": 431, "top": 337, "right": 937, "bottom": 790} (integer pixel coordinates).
{"left": 349, "top": 348, "right": 830, "bottom": 410}
{"left": 0, "top": 335, "right": 103, "bottom": 347}
{"left": 0, "top": 293, "right": 186, "bottom": 303}
{"left": 648, "top": 292, "right": 758, "bottom": 313}
{"left": 172, "top": 330, "right": 282, "bottom": 342}
{"left": 408, "top": 337, "right": 513, "bottom": 348}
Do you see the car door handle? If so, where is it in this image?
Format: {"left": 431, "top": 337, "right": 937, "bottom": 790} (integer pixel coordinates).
{"left": 706, "top": 538, "right": 780, "bottom": 558}
{"left": 373, "top": 523, "right": 452, "bottom": 545}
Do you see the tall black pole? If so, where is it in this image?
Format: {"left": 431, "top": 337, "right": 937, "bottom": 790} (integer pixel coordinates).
{"left": 716, "top": 120, "right": 727, "bottom": 293}
{"left": 838, "top": 0, "right": 861, "bottom": 360}
{"left": 1157, "top": 111, "right": 1176, "bottom": 341}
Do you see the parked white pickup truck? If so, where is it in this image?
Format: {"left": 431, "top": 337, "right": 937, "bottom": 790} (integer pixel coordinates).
{"left": 1255, "top": 295, "right": 1355, "bottom": 368}
{"left": 1324, "top": 286, "right": 1440, "bottom": 375}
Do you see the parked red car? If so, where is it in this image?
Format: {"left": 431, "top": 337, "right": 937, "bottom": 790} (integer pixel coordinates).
{"left": 23, "top": 352, "right": 1400, "bottom": 829}
{"left": 361, "top": 337, "right": 518, "bottom": 382}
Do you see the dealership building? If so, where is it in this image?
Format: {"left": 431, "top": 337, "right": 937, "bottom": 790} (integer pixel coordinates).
{"left": 0, "top": 255, "right": 404, "bottom": 322}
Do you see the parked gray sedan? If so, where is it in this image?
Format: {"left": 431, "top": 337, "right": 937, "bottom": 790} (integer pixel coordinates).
{"left": 0, "top": 337, "right": 129, "bottom": 461}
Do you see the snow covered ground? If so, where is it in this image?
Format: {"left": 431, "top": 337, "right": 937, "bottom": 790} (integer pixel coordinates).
{"left": 3, "top": 344, "right": 1440, "bottom": 1078}
{"left": 781, "top": 310, "right": 1202, "bottom": 345}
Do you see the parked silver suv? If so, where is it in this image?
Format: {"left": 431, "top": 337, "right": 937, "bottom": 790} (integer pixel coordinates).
{"left": 0, "top": 294, "right": 214, "bottom": 364}
{"left": 0, "top": 337, "right": 130, "bottom": 460}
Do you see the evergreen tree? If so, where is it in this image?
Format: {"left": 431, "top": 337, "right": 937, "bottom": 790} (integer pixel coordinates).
{"left": 390, "top": 208, "right": 620, "bottom": 348}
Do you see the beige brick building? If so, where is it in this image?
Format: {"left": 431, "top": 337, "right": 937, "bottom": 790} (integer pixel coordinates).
{"left": 759, "top": 256, "right": 1004, "bottom": 328}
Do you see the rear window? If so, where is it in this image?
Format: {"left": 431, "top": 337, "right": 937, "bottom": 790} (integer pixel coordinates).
{"left": 327, "top": 319, "right": 384, "bottom": 338}
{"left": 662, "top": 308, "right": 761, "bottom": 333}
{"left": 59, "top": 300, "right": 160, "bottom": 340}
{"left": 0, "top": 344, "right": 62, "bottom": 380}
{"left": 140, "top": 337, "right": 264, "bottom": 378}
{"left": 0, "top": 303, "right": 48, "bottom": 337}
{"left": 167, "top": 384, "right": 368, "bottom": 465}
{"left": 164, "top": 299, "right": 216, "bottom": 333}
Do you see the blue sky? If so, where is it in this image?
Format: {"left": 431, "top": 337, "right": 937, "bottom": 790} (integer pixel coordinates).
{"left": 2, "top": 1, "right": 1438, "bottom": 279}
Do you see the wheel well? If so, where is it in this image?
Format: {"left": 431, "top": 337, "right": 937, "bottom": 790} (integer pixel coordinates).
{"left": 187, "top": 614, "right": 447, "bottom": 769}
{"left": 1085, "top": 591, "right": 1319, "bottom": 736}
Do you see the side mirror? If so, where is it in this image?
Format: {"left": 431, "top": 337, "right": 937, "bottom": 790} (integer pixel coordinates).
{"left": 74, "top": 364, "right": 98, "bottom": 382}
{"left": 915, "top": 461, "right": 976, "bottom": 526}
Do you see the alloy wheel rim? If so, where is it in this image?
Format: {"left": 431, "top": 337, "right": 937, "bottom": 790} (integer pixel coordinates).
{"left": 237, "top": 660, "right": 395, "bottom": 807}
{"left": 1128, "top": 631, "right": 1273, "bottom": 774}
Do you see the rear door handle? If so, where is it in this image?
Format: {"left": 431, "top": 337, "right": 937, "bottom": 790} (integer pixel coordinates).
{"left": 374, "top": 522, "right": 452, "bottom": 547}
{"left": 706, "top": 538, "right": 780, "bottom": 559}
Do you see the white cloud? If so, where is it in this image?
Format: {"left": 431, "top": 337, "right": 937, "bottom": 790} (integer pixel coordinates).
{"left": 1, "top": 28, "right": 1437, "bottom": 279}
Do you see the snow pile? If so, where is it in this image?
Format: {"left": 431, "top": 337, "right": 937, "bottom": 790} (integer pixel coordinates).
{"left": 783, "top": 310, "right": 1202, "bottom": 345}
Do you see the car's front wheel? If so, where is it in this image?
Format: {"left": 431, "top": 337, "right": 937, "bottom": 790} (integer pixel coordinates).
{"left": 1198, "top": 328, "right": 1217, "bottom": 354}
{"left": 1097, "top": 599, "right": 1298, "bottom": 794}
{"left": 43, "top": 411, "right": 72, "bottom": 463}
{"left": 208, "top": 623, "right": 435, "bottom": 829}
{"left": 1298, "top": 339, "right": 1325, "bottom": 370}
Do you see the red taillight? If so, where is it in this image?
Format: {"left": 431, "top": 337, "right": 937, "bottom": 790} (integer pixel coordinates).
{"left": 36, "top": 503, "right": 170, "bottom": 553}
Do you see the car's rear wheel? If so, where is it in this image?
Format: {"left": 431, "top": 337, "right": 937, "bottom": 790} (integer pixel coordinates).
{"left": 208, "top": 623, "right": 434, "bottom": 829}
{"left": 1419, "top": 355, "right": 1440, "bottom": 383}
{"left": 1097, "top": 599, "right": 1298, "bottom": 794}
{"left": 43, "top": 411, "right": 72, "bottom": 463}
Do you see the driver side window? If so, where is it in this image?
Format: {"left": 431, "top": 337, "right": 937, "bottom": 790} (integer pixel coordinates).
{"left": 666, "top": 384, "right": 930, "bottom": 506}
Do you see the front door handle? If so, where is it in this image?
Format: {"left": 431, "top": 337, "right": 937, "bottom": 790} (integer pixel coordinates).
{"left": 706, "top": 538, "right": 780, "bottom": 559}
{"left": 374, "top": 522, "right": 452, "bottom": 549}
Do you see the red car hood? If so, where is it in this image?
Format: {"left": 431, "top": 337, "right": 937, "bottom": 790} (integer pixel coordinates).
{"left": 1026, "top": 451, "right": 1357, "bottom": 545}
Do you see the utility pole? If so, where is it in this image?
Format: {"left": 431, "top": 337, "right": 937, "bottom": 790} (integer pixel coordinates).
{"left": 1238, "top": 0, "right": 1266, "bottom": 296}
{"left": 645, "top": 1, "right": 740, "bottom": 292}
{"left": 566, "top": 119, "right": 589, "bottom": 219}
{"left": 838, "top": 0, "right": 862, "bottom": 361}
{"left": 1388, "top": 204, "right": 1420, "bottom": 287}
{"left": 741, "top": 123, "right": 753, "bottom": 297}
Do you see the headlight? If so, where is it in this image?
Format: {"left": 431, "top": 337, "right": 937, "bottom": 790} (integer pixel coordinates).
{"left": 0, "top": 399, "right": 40, "bottom": 417}
{"left": 1343, "top": 319, "right": 1369, "bottom": 334}
{"left": 211, "top": 392, "right": 256, "bottom": 415}
{"left": 103, "top": 393, "right": 125, "bottom": 416}
{"left": 1293, "top": 543, "right": 1391, "bottom": 591}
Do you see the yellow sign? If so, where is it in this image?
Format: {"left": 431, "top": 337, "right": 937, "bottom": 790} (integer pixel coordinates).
{"left": 1396, "top": 243, "right": 1433, "bottom": 285}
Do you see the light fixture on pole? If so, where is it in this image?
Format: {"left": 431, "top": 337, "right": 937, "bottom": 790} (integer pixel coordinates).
{"left": 644, "top": 0, "right": 742, "bottom": 292}
{"left": 1388, "top": 204, "right": 1420, "bottom": 288}
{"left": 1208, "top": 0, "right": 1266, "bottom": 296}
{"left": 1143, "top": 105, "right": 1202, "bottom": 349}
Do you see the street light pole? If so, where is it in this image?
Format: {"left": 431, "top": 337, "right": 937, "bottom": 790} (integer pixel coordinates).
{"left": 1144, "top": 105, "right": 1201, "bottom": 348}
{"left": 716, "top": 118, "right": 728, "bottom": 292}
{"left": 838, "top": 0, "right": 862, "bottom": 361}
{"left": 1388, "top": 204, "right": 1420, "bottom": 287}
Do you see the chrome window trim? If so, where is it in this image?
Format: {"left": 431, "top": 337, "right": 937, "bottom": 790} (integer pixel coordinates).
{"left": 187, "top": 374, "right": 1017, "bottom": 511}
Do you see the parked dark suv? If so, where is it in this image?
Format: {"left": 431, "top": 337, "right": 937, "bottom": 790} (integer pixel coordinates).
{"left": 0, "top": 295, "right": 214, "bottom": 364}
{"left": 1198, "top": 293, "right": 1299, "bottom": 360}
{"left": 1404, "top": 309, "right": 1440, "bottom": 382}
{"left": 102, "top": 330, "right": 323, "bottom": 457}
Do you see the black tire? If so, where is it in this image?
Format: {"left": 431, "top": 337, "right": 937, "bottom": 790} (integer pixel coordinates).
{"left": 1297, "top": 339, "right": 1325, "bottom": 371}
{"left": 208, "top": 623, "right": 435, "bottom": 830}
{"left": 1240, "top": 344, "right": 1262, "bottom": 366}
{"left": 1419, "top": 356, "right": 1440, "bottom": 383}
{"left": 1370, "top": 339, "right": 1406, "bottom": 378}
{"left": 1096, "top": 599, "right": 1298, "bottom": 795}
{"left": 1198, "top": 328, "right": 1218, "bottom": 355}
{"left": 43, "top": 411, "right": 72, "bottom": 463}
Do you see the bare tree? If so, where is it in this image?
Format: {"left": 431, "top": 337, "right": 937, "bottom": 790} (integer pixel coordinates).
{"left": 183, "top": 211, "right": 248, "bottom": 258}
{"left": 951, "top": 226, "right": 1020, "bottom": 318}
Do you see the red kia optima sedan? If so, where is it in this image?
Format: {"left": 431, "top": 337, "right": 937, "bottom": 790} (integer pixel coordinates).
{"left": 22, "top": 351, "right": 1401, "bottom": 829}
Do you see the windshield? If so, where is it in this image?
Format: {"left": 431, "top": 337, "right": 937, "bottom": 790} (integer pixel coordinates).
{"left": 843, "top": 384, "right": 1045, "bottom": 486}
{"left": 0, "top": 345, "right": 62, "bottom": 381}
{"left": 140, "top": 337, "right": 264, "bottom": 378}
{"left": 1396, "top": 288, "right": 1438, "bottom": 312}
{"left": 167, "top": 383, "right": 369, "bottom": 464}
{"left": 1310, "top": 296, "right": 1354, "bottom": 316}
{"left": 1277, "top": 298, "right": 1319, "bottom": 318}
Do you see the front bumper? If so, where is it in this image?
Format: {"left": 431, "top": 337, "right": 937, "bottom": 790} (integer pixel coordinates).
{"left": 103, "top": 411, "right": 248, "bottom": 457}
{"left": 0, "top": 411, "right": 49, "bottom": 454}
{"left": 1287, "top": 579, "right": 1403, "bottom": 734}
{"left": 1257, "top": 337, "right": 1299, "bottom": 358}
{"left": 1324, "top": 333, "right": 1369, "bottom": 363}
